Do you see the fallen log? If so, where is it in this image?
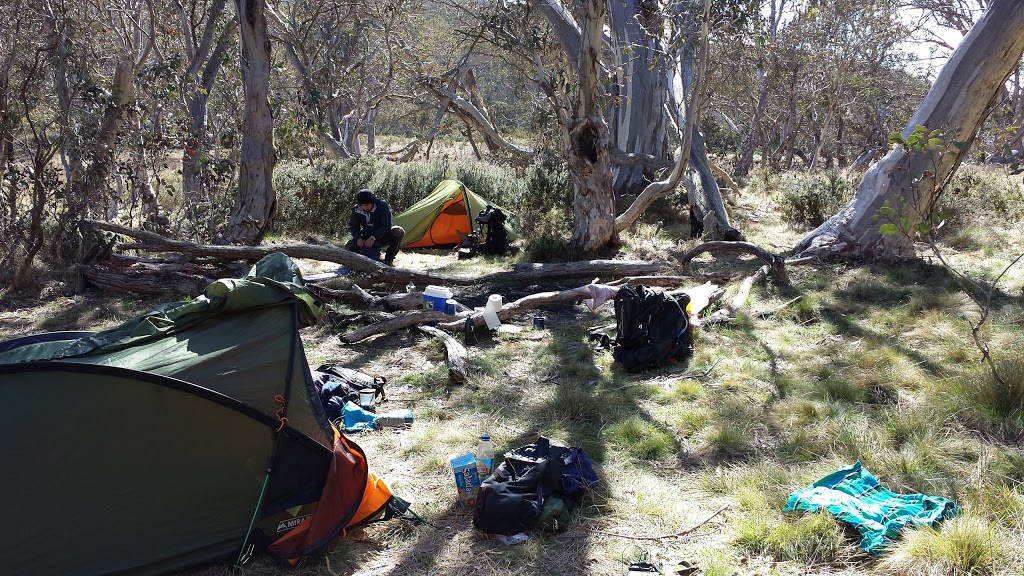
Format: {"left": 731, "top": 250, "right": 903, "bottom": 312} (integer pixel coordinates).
{"left": 418, "top": 325, "right": 469, "bottom": 384}
{"left": 702, "top": 264, "right": 771, "bottom": 325}
{"left": 607, "top": 274, "right": 732, "bottom": 288}
{"left": 85, "top": 220, "right": 387, "bottom": 273}
{"left": 340, "top": 310, "right": 456, "bottom": 343}
{"left": 340, "top": 284, "right": 612, "bottom": 343}
{"left": 80, "top": 254, "right": 245, "bottom": 295}
{"left": 677, "top": 240, "right": 787, "bottom": 285}
{"left": 85, "top": 220, "right": 672, "bottom": 287}
{"left": 438, "top": 285, "right": 612, "bottom": 332}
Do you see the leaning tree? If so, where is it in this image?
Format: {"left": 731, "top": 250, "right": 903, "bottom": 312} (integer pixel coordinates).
{"left": 794, "top": 0, "right": 1024, "bottom": 258}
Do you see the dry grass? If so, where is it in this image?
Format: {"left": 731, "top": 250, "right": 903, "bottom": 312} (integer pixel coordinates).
{"left": 3, "top": 168, "right": 1024, "bottom": 576}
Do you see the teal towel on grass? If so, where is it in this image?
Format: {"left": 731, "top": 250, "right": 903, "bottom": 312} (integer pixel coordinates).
{"left": 342, "top": 401, "right": 378, "bottom": 432}
{"left": 784, "top": 461, "right": 957, "bottom": 554}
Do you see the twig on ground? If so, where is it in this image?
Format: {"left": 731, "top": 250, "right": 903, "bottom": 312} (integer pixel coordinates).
{"left": 753, "top": 296, "right": 802, "bottom": 318}
{"left": 583, "top": 505, "right": 728, "bottom": 541}
{"left": 677, "top": 358, "right": 721, "bottom": 379}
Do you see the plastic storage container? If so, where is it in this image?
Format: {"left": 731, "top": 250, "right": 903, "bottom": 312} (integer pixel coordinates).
{"left": 375, "top": 408, "right": 414, "bottom": 429}
{"left": 422, "top": 285, "right": 453, "bottom": 311}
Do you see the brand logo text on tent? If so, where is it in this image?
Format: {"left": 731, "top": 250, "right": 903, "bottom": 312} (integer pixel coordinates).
{"left": 277, "top": 514, "right": 313, "bottom": 532}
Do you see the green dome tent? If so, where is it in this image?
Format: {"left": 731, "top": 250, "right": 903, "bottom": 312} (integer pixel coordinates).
{"left": 0, "top": 253, "right": 401, "bottom": 575}
{"left": 393, "top": 179, "right": 516, "bottom": 248}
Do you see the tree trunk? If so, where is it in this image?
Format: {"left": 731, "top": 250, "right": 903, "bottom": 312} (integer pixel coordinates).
{"left": 735, "top": 74, "right": 767, "bottom": 178}
{"left": 687, "top": 129, "right": 740, "bottom": 240}
{"left": 224, "top": 0, "right": 276, "bottom": 245}
{"left": 794, "top": 0, "right": 1024, "bottom": 258}
{"left": 568, "top": 0, "right": 617, "bottom": 253}
{"left": 80, "top": 59, "right": 134, "bottom": 219}
{"left": 675, "top": 34, "right": 739, "bottom": 240}
{"left": 607, "top": 0, "right": 670, "bottom": 197}
{"left": 181, "top": 3, "right": 232, "bottom": 205}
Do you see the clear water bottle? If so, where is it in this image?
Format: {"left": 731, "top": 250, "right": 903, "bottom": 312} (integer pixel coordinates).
{"left": 475, "top": 434, "right": 494, "bottom": 479}
{"left": 406, "top": 281, "right": 416, "bottom": 293}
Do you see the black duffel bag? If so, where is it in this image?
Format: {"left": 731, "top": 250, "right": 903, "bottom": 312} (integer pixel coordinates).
{"left": 473, "top": 437, "right": 597, "bottom": 535}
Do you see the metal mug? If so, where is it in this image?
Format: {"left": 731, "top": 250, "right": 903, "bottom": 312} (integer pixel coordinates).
{"left": 532, "top": 316, "right": 545, "bottom": 329}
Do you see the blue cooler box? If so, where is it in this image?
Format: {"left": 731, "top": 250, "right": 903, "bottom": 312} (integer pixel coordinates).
{"left": 423, "top": 285, "right": 453, "bottom": 311}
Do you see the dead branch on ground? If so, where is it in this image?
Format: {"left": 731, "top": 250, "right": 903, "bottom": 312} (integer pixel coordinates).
{"left": 677, "top": 240, "right": 787, "bottom": 285}
{"left": 418, "top": 325, "right": 468, "bottom": 384}
{"left": 584, "top": 505, "right": 728, "bottom": 541}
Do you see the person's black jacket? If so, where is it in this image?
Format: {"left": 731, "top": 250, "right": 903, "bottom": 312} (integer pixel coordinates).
{"left": 349, "top": 198, "right": 393, "bottom": 241}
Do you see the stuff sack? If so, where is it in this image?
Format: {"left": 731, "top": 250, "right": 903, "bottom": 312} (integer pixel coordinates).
{"left": 313, "top": 364, "right": 386, "bottom": 420}
{"left": 612, "top": 285, "right": 693, "bottom": 372}
{"left": 473, "top": 437, "right": 597, "bottom": 535}
{"left": 475, "top": 206, "right": 510, "bottom": 256}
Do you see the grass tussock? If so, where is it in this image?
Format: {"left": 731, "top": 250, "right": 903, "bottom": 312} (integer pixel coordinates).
{"left": 880, "top": 516, "right": 1009, "bottom": 576}
{"left": 935, "top": 348, "right": 1024, "bottom": 438}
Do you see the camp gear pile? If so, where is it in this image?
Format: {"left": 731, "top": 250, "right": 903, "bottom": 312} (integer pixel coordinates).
{"left": 785, "top": 461, "right": 958, "bottom": 554}
{"left": 612, "top": 285, "right": 693, "bottom": 372}
{"left": 0, "top": 253, "right": 404, "bottom": 574}
{"left": 313, "top": 364, "right": 386, "bottom": 421}
{"left": 473, "top": 437, "right": 598, "bottom": 535}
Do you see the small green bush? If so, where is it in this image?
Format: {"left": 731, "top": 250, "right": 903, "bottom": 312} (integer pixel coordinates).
{"left": 733, "top": 509, "right": 849, "bottom": 564}
{"left": 938, "top": 165, "right": 1024, "bottom": 234}
{"left": 606, "top": 416, "right": 676, "bottom": 461}
{"left": 777, "top": 169, "right": 858, "bottom": 228}
{"left": 936, "top": 347, "right": 1024, "bottom": 438}
{"left": 274, "top": 156, "right": 572, "bottom": 241}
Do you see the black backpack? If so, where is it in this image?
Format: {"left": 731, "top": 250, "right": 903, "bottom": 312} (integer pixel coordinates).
{"left": 612, "top": 285, "right": 693, "bottom": 372}
{"left": 475, "top": 206, "right": 510, "bottom": 255}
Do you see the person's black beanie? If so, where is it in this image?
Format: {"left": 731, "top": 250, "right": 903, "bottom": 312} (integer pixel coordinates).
{"left": 356, "top": 189, "right": 376, "bottom": 204}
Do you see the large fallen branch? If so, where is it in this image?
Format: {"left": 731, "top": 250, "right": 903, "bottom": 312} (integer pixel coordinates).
{"left": 84, "top": 220, "right": 670, "bottom": 289}
{"left": 80, "top": 254, "right": 245, "bottom": 294}
{"left": 340, "top": 310, "right": 454, "bottom": 343}
{"left": 677, "top": 240, "right": 787, "bottom": 284}
{"left": 340, "top": 284, "right": 616, "bottom": 342}
{"left": 702, "top": 264, "right": 771, "bottom": 325}
{"left": 437, "top": 285, "right": 615, "bottom": 332}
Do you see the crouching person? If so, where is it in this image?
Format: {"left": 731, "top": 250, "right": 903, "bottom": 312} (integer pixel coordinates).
{"left": 346, "top": 188, "right": 405, "bottom": 266}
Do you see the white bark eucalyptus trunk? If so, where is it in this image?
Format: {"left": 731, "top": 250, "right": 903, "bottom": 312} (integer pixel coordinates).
{"left": 607, "top": 0, "right": 670, "bottom": 197}
{"left": 224, "top": 0, "right": 276, "bottom": 245}
{"left": 794, "top": 0, "right": 1024, "bottom": 258}
{"left": 569, "top": 0, "right": 617, "bottom": 253}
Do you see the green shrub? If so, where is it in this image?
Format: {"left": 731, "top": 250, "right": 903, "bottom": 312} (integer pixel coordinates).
{"left": 777, "top": 169, "right": 858, "bottom": 228}
{"left": 733, "top": 509, "right": 849, "bottom": 564}
{"left": 606, "top": 416, "right": 676, "bottom": 461}
{"left": 274, "top": 156, "right": 572, "bottom": 241}
{"left": 938, "top": 165, "right": 1024, "bottom": 234}
{"left": 274, "top": 158, "right": 379, "bottom": 237}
